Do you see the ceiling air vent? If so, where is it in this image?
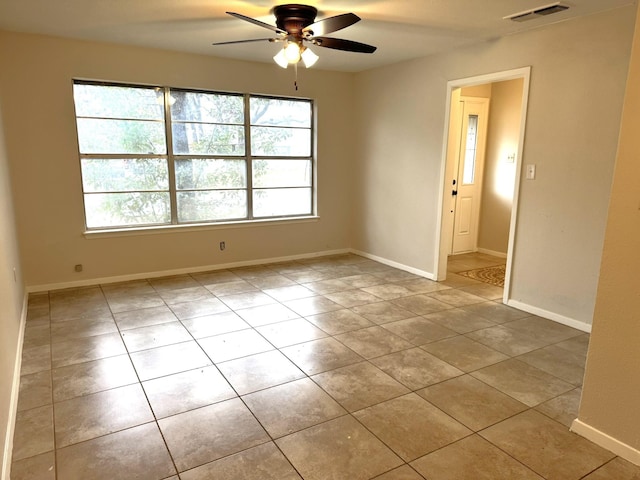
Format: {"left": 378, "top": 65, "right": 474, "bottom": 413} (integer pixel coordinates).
{"left": 504, "top": 2, "right": 569, "bottom": 22}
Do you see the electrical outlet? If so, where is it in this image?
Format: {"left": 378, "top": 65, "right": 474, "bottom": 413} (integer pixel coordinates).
{"left": 74, "top": 264, "right": 83, "bottom": 272}
{"left": 219, "top": 241, "right": 226, "bottom": 251}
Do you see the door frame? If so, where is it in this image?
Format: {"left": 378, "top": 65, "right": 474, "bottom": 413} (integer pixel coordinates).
{"left": 433, "top": 67, "right": 531, "bottom": 303}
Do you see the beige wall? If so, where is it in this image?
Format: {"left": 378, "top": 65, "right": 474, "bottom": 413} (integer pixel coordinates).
{"left": 0, "top": 31, "right": 355, "bottom": 288}
{"left": 0, "top": 98, "right": 25, "bottom": 474}
{"left": 478, "top": 79, "right": 523, "bottom": 255}
{"left": 353, "top": 7, "right": 635, "bottom": 326}
{"left": 577, "top": 2, "right": 640, "bottom": 459}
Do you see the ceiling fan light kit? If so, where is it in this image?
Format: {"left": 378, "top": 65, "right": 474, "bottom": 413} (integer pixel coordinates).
{"left": 214, "top": 3, "right": 376, "bottom": 87}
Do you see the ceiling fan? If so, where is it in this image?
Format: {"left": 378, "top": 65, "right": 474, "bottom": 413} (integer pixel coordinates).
{"left": 213, "top": 4, "right": 377, "bottom": 69}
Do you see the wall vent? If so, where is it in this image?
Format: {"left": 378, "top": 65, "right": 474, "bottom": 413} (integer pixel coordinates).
{"left": 504, "top": 2, "right": 569, "bottom": 22}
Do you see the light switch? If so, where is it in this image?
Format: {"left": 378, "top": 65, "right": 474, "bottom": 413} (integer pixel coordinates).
{"left": 526, "top": 164, "right": 536, "bottom": 180}
{"left": 507, "top": 153, "right": 516, "bottom": 163}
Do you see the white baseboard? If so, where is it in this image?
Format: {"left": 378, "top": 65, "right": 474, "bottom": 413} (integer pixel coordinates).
{"left": 506, "top": 299, "right": 592, "bottom": 333}
{"left": 477, "top": 248, "right": 508, "bottom": 259}
{"left": 27, "top": 248, "right": 351, "bottom": 293}
{"left": 571, "top": 419, "right": 640, "bottom": 466}
{"left": 349, "top": 250, "right": 436, "bottom": 280}
{"left": 2, "top": 293, "right": 28, "bottom": 480}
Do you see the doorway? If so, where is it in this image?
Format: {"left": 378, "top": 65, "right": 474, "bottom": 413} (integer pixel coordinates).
{"left": 435, "top": 67, "right": 531, "bottom": 303}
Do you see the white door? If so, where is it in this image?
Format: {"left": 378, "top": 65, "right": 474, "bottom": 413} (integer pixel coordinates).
{"left": 451, "top": 97, "right": 489, "bottom": 254}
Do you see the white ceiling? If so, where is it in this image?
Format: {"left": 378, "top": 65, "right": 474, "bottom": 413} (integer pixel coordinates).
{"left": 0, "top": 0, "right": 634, "bottom": 72}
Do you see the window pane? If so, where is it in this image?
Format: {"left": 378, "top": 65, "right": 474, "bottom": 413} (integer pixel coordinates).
{"left": 84, "top": 192, "right": 171, "bottom": 228}
{"left": 175, "top": 159, "right": 246, "bottom": 189}
{"left": 81, "top": 158, "right": 168, "bottom": 192}
{"left": 76, "top": 118, "right": 166, "bottom": 154}
{"left": 171, "top": 91, "right": 243, "bottom": 124}
{"left": 172, "top": 124, "right": 245, "bottom": 155}
{"left": 251, "top": 127, "right": 311, "bottom": 156}
{"left": 253, "top": 188, "right": 312, "bottom": 217}
{"left": 73, "top": 84, "right": 164, "bottom": 120}
{"left": 177, "top": 191, "right": 247, "bottom": 222}
{"left": 250, "top": 98, "right": 311, "bottom": 127}
{"left": 253, "top": 159, "right": 311, "bottom": 188}
{"left": 462, "top": 114, "right": 478, "bottom": 185}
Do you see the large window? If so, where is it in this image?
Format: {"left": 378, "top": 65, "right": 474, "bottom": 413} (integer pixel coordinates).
{"left": 73, "top": 81, "right": 314, "bottom": 230}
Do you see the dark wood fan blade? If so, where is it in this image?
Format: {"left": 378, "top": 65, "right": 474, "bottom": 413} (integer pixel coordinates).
{"left": 212, "top": 38, "right": 276, "bottom": 46}
{"left": 226, "top": 12, "right": 287, "bottom": 34}
{"left": 312, "top": 37, "right": 377, "bottom": 53}
{"left": 303, "top": 13, "right": 360, "bottom": 36}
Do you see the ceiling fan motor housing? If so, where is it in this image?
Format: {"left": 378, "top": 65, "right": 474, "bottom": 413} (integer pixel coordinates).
{"left": 273, "top": 4, "right": 318, "bottom": 36}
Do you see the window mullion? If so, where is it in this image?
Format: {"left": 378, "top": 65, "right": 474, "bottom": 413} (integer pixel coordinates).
{"left": 244, "top": 94, "right": 254, "bottom": 220}
{"left": 165, "top": 87, "right": 178, "bottom": 225}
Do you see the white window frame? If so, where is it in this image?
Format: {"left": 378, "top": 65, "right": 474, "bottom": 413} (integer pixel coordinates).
{"left": 73, "top": 80, "right": 316, "bottom": 231}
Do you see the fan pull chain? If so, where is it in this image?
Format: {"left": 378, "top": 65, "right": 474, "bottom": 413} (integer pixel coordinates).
{"left": 294, "top": 63, "right": 299, "bottom": 91}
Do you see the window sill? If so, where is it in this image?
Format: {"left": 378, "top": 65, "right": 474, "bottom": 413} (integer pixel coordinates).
{"left": 83, "top": 216, "right": 320, "bottom": 239}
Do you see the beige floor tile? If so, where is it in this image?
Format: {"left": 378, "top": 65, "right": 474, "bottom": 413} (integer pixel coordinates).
{"left": 256, "top": 318, "right": 328, "bottom": 348}
{"left": 159, "top": 398, "right": 270, "bottom": 472}
{"left": 220, "top": 291, "right": 277, "bottom": 310}
{"left": 503, "top": 316, "right": 583, "bottom": 344}
{"left": 361, "top": 283, "right": 415, "bottom": 300}
{"left": 10, "top": 451, "right": 55, "bottom": 480}
{"left": 17, "top": 371, "right": 51, "bottom": 412}
{"left": 581, "top": 457, "right": 640, "bottom": 479}
{"left": 286, "top": 269, "right": 337, "bottom": 283}
{"left": 180, "top": 442, "right": 302, "bottom": 480}
{"left": 354, "top": 393, "right": 471, "bottom": 461}
{"left": 22, "top": 324, "right": 51, "bottom": 349}
{"left": 338, "top": 273, "right": 386, "bottom": 288}
{"left": 243, "top": 378, "right": 347, "bottom": 438}
{"left": 480, "top": 410, "right": 615, "bottom": 480}
{"left": 113, "top": 305, "right": 178, "bottom": 330}
{"left": 159, "top": 286, "right": 215, "bottom": 306}
{"left": 351, "top": 301, "right": 417, "bottom": 325}
{"left": 276, "top": 415, "right": 403, "bottom": 480}
{"left": 305, "top": 309, "right": 374, "bottom": 335}
{"left": 397, "top": 278, "right": 451, "bottom": 294}
{"left": 50, "top": 316, "right": 118, "bottom": 343}
{"left": 471, "top": 358, "right": 574, "bottom": 407}
{"left": 374, "top": 270, "right": 421, "bottom": 282}
{"left": 20, "top": 344, "right": 51, "bottom": 375}
{"left": 391, "top": 294, "right": 453, "bottom": 316}
{"left": 106, "top": 292, "right": 165, "bottom": 313}
{"left": 100, "top": 279, "right": 156, "bottom": 298}
{"left": 518, "top": 343, "right": 586, "bottom": 385}
{"left": 56, "top": 422, "right": 176, "bottom": 480}
{"left": 411, "top": 435, "right": 543, "bottom": 480}
{"left": 371, "top": 348, "right": 463, "bottom": 390}
{"left": 323, "top": 289, "right": 383, "bottom": 308}
{"left": 235, "top": 302, "right": 300, "bottom": 327}
{"left": 205, "top": 279, "right": 259, "bottom": 296}
{"left": 181, "top": 311, "right": 250, "bottom": 338}
{"left": 335, "top": 326, "right": 413, "bottom": 359}
{"left": 535, "top": 387, "right": 582, "bottom": 428}
{"left": 149, "top": 274, "right": 200, "bottom": 291}
{"left": 247, "top": 274, "right": 297, "bottom": 289}
{"left": 281, "top": 337, "right": 363, "bottom": 375}
{"left": 418, "top": 375, "right": 528, "bottom": 431}
{"left": 130, "top": 341, "right": 212, "bottom": 381}
{"left": 169, "top": 296, "right": 230, "bottom": 319}
{"left": 216, "top": 350, "right": 305, "bottom": 395}
{"left": 142, "top": 366, "right": 237, "bottom": 418}
{"left": 191, "top": 269, "right": 241, "bottom": 286}
{"left": 466, "top": 325, "right": 552, "bottom": 356}
{"left": 282, "top": 295, "right": 342, "bottom": 316}
{"left": 198, "top": 329, "right": 274, "bottom": 363}
{"left": 372, "top": 465, "right": 426, "bottom": 479}
{"left": 12, "top": 405, "right": 54, "bottom": 461}
{"left": 555, "top": 334, "right": 590, "bottom": 357}
{"left": 49, "top": 299, "right": 112, "bottom": 323}
{"left": 440, "top": 273, "right": 482, "bottom": 288}
{"left": 51, "top": 332, "right": 126, "bottom": 368}
{"left": 120, "top": 321, "right": 192, "bottom": 352}
{"left": 262, "top": 284, "right": 316, "bottom": 302}
{"left": 52, "top": 354, "right": 138, "bottom": 402}
{"left": 458, "top": 283, "right": 504, "bottom": 300}
{"left": 462, "top": 301, "right": 531, "bottom": 323}
{"left": 421, "top": 335, "right": 509, "bottom": 372}
{"left": 54, "top": 383, "right": 154, "bottom": 447}
{"left": 426, "top": 289, "right": 487, "bottom": 307}
{"left": 312, "top": 361, "right": 409, "bottom": 412}
{"left": 424, "top": 308, "right": 497, "bottom": 334}
{"left": 382, "top": 317, "right": 458, "bottom": 345}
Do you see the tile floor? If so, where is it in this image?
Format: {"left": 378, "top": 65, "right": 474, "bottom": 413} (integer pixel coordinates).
{"left": 11, "top": 253, "right": 640, "bottom": 479}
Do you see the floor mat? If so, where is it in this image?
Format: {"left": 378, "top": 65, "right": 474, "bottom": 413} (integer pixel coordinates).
{"left": 457, "top": 264, "right": 506, "bottom": 287}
